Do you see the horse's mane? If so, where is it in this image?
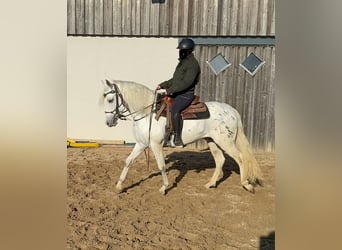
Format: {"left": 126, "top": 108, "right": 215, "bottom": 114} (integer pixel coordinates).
{"left": 111, "top": 80, "right": 155, "bottom": 115}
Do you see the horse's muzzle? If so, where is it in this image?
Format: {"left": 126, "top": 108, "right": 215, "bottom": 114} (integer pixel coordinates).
{"left": 106, "top": 120, "right": 118, "bottom": 127}
{"left": 105, "top": 114, "right": 118, "bottom": 127}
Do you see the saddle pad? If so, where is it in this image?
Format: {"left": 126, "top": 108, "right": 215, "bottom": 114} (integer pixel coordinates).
{"left": 181, "top": 102, "right": 210, "bottom": 120}
{"left": 183, "top": 102, "right": 207, "bottom": 114}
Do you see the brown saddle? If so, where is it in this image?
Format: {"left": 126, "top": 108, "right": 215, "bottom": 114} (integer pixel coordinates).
{"left": 155, "top": 95, "right": 210, "bottom": 121}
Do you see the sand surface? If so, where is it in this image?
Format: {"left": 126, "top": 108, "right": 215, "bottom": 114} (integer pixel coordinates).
{"left": 67, "top": 146, "right": 275, "bottom": 249}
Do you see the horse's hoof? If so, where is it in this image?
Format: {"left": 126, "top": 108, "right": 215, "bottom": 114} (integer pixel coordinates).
{"left": 242, "top": 184, "right": 255, "bottom": 194}
{"left": 204, "top": 182, "right": 215, "bottom": 189}
{"left": 159, "top": 186, "right": 167, "bottom": 195}
{"left": 115, "top": 183, "right": 123, "bottom": 193}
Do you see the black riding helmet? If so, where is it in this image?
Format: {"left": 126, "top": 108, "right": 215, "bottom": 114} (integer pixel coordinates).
{"left": 177, "top": 38, "right": 195, "bottom": 51}
{"left": 177, "top": 38, "right": 195, "bottom": 59}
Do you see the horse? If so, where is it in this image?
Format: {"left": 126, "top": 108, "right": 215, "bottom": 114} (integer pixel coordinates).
{"left": 100, "top": 79, "right": 263, "bottom": 195}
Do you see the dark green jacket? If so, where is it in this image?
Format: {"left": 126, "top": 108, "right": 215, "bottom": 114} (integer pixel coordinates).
{"left": 159, "top": 54, "right": 201, "bottom": 95}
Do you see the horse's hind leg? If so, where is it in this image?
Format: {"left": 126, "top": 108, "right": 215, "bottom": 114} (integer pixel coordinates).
{"left": 116, "top": 143, "right": 146, "bottom": 192}
{"left": 205, "top": 139, "right": 225, "bottom": 189}
{"left": 216, "top": 139, "right": 255, "bottom": 193}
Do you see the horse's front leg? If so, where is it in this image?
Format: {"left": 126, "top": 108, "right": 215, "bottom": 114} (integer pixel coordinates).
{"left": 150, "top": 142, "right": 169, "bottom": 195}
{"left": 116, "top": 143, "right": 146, "bottom": 192}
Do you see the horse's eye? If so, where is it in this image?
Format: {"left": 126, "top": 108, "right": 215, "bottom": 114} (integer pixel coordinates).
{"left": 107, "top": 97, "right": 114, "bottom": 103}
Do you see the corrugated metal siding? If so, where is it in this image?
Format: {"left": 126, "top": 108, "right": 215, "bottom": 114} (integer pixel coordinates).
{"left": 192, "top": 45, "right": 275, "bottom": 151}
{"left": 67, "top": 0, "right": 275, "bottom": 36}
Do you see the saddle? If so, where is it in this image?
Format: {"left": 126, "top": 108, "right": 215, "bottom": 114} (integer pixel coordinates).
{"left": 155, "top": 95, "right": 210, "bottom": 121}
{"left": 155, "top": 95, "right": 210, "bottom": 147}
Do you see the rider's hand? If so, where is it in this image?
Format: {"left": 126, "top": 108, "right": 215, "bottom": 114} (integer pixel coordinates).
{"left": 156, "top": 85, "right": 161, "bottom": 90}
{"left": 156, "top": 89, "right": 167, "bottom": 95}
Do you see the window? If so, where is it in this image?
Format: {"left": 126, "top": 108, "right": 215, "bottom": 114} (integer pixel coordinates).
{"left": 152, "top": 0, "right": 165, "bottom": 3}
{"left": 240, "top": 52, "right": 265, "bottom": 76}
{"left": 206, "top": 53, "right": 231, "bottom": 75}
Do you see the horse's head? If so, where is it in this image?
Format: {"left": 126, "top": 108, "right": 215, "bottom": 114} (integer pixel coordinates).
{"left": 102, "top": 80, "right": 128, "bottom": 127}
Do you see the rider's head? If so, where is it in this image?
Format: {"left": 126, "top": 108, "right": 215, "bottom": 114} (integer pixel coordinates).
{"left": 177, "top": 38, "right": 195, "bottom": 60}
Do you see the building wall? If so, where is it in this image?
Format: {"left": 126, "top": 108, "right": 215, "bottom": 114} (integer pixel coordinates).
{"left": 194, "top": 44, "right": 275, "bottom": 151}
{"left": 67, "top": 0, "right": 275, "bottom": 36}
{"left": 67, "top": 37, "right": 179, "bottom": 142}
{"left": 67, "top": 0, "right": 275, "bottom": 151}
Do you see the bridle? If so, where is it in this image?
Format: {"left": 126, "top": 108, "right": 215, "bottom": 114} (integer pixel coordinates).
{"left": 103, "top": 83, "right": 156, "bottom": 122}
{"left": 103, "top": 83, "right": 131, "bottom": 120}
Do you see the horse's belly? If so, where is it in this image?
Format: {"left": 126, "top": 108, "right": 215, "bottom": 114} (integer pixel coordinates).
{"left": 183, "top": 119, "right": 207, "bottom": 135}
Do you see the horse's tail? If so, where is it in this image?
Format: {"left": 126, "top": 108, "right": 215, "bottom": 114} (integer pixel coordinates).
{"left": 235, "top": 114, "right": 263, "bottom": 186}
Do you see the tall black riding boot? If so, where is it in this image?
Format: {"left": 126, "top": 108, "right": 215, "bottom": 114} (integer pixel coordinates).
{"left": 172, "top": 113, "right": 184, "bottom": 147}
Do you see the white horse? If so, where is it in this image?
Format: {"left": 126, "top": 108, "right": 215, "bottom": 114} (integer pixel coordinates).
{"left": 101, "top": 79, "right": 262, "bottom": 195}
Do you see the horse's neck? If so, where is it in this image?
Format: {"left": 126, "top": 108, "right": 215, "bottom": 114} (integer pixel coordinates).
{"left": 117, "top": 81, "right": 154, "bottom": 114}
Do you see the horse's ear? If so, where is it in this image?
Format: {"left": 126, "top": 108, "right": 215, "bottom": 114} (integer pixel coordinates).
{"left": 101, "top": 79, "right": 113, "bottom": 90}
{"left": 105, "top": 79, "right": 112, "bottom": 88}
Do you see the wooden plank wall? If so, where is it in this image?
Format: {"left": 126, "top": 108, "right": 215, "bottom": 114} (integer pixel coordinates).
{"left": 193, "top": 45, "right": 275, "bottom": 151}
{"left": 67, "top": 0, "right": 275, "bottom": 36}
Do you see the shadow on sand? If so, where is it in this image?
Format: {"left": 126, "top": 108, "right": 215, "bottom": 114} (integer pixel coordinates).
{"left": 121, "top": 149, "right": 240, "bottom": 194}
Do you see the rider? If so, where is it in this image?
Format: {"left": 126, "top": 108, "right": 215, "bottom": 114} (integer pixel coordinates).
{"left": 156, "top": 38, "right": 201, "bottom": 147}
